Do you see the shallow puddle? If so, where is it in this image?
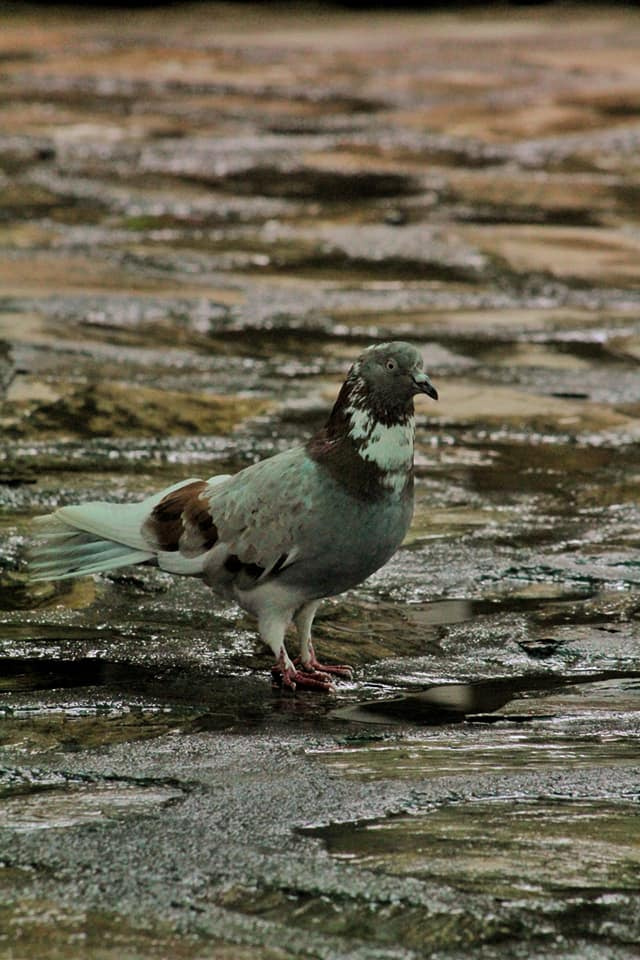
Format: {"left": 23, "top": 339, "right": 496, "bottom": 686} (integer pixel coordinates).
{"left": 307, "top": 797, "right": 640, "bottom": 898}
{"left": 0, "top": 703, "right": 204, "bottom": 752}
{"left": 0, "top": 780, "right": 182, "bottom": 833}
{"left": 331, "top": 671, "right": 640, "bottom": 726}
{"left": 0, "top": 899, "right": 234, "bottom": 960}
{"left": 313, "top": 726, "right": 640, "bottom": 782}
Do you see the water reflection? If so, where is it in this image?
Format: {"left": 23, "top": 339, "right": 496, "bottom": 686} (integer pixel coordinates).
{"left": 306, "top": 797, "right": 640, "bottom": 897}
{"left": 332, "top": 670, "right": 640, "bottom": 725}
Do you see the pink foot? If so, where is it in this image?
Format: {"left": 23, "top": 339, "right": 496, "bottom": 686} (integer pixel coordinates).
{"left": 296, "top": 654, "right": 354, "bottom": 681}
{"left": 271, "top": 664, "right": 335, "bottom": 693}
{"left": 271, "top": 649, "right": 335, "bottom": 693}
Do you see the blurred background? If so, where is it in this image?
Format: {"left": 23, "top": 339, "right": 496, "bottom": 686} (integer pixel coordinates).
{"left": 1, "top": 3, "right": 640, "bottom": 958}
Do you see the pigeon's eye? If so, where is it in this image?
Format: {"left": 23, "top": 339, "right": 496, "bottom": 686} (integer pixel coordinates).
{"left": 385, "top": 358, "right": 397, "bottom": 371}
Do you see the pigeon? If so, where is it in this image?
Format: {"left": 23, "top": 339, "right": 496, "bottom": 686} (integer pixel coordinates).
{"left": 30, "top": 341, "right": 438, "bottom": 692}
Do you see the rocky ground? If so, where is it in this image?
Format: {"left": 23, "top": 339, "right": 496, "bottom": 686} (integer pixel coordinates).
{"left": 1, "top": 3, "right": 640, "bottom": 958}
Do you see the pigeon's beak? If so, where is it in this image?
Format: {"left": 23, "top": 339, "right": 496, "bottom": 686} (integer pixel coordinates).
{"left": 411, "top": 371, "right": 438, "bottom": 401}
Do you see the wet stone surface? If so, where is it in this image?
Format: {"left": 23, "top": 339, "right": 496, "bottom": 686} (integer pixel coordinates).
{"left": 1, "top": 3, "right": 640, "bottom": 958}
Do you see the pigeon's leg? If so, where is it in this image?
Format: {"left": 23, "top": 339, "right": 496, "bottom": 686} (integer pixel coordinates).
{"left": 259, "top": 608, "right": 334, "bottom": 693}
{"left": 294, "top": 600, "right": 354, "bottom": 680}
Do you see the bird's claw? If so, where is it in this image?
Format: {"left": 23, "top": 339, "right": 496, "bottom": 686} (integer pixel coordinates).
{"left": 295, "top": 656, "right": 354, "bottom": 681}
{"left": 271, "top": 664, "right": 335, "bottom": 694}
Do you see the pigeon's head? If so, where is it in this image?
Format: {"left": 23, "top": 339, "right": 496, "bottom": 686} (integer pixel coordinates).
{"left": 349, "top": 341, "right": 438, "bottom": 417}
{"left": 311, "top": 341, "right": 438, "bottom": 473}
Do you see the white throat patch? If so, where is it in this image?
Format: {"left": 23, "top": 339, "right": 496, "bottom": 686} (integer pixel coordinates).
{"left": 347, "top": 404, "right": 415, "bottom": 492}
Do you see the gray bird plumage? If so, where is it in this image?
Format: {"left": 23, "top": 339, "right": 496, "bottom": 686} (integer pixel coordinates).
{"left": 31, "top": 341, "right": 438, "bottom": 692}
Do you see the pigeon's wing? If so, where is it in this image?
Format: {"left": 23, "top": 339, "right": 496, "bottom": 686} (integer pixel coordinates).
{"left": 142, "top": 447, "right": 318, "bottom": 586}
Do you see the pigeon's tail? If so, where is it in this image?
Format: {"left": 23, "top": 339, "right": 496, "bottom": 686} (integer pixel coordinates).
{"left": 30, "top": 517, "right": 154, "bottom": 580}
{"left": 29, "top": 477, "right": 204, "bottom": 582}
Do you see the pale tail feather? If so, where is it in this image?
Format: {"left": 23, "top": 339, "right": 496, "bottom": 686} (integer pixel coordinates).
{"left": 30, "top": 521, "right": 155, "bottom": 581}
{"left": 29, "top": 477, "right": 206, "bottom": 582}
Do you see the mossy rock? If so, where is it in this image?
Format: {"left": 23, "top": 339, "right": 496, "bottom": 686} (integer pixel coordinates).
{"left": 7, "top": 381, "right": 271, "bottom": 439}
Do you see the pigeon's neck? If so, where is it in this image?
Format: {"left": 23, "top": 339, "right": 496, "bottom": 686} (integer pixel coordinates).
{"left": 307, "top": 376, "right": 415, "bottom": 499}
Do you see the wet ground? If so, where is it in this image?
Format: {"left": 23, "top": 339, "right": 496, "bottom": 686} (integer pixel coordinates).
{"left": 1, "top": 2, "right": 640, "bottom": 957}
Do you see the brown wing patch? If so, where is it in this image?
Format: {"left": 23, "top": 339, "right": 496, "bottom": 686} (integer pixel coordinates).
{"left": 144, "top": 480, "right": 218, "bottom": 554}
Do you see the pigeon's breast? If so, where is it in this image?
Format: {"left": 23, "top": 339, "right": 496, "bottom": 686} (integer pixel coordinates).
{"left": 279, "top": 465, "right": 414, "bottom": 598}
